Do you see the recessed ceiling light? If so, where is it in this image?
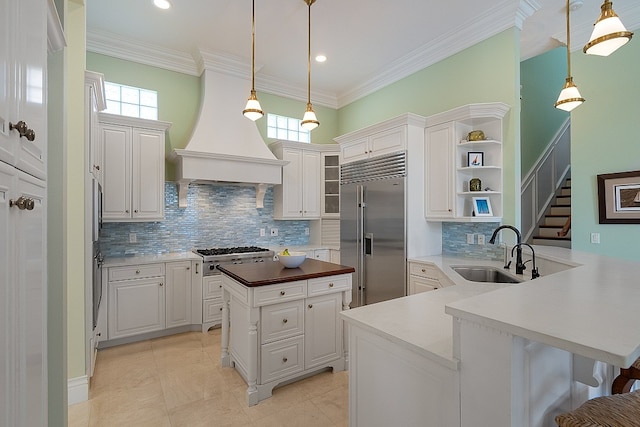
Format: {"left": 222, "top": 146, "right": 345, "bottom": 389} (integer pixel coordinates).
{"left": 315, "top": 54, "right": 327, "bottom": 63}
{"left": 153, "top": 0, "right": 172, "bottom": 10}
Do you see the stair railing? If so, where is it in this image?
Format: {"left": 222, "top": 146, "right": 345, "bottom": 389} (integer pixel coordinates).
{"left": 521, "top": 118, "right": 571, "bottom": 242}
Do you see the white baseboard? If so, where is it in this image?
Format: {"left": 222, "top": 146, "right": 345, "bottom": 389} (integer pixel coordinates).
{"left": 68, "top": 375, "right": 89, "bottom": 405}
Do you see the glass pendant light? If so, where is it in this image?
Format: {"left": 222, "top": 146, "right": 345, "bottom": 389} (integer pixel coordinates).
{"left": 243, "top": 0, "right": 264, "bottom": 121}
{"left": 301, "top": 0, "right": 319, "bottom": 131}
{"left": 555, "top": 0, "right": 585, "bottom": 112}
{"left": 583, "top": 0, "right": 634, "bottom": 56}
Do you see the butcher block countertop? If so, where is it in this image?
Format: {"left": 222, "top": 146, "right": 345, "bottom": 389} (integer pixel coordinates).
{"left": 217, "top": 258, "right": 355, "bottom": 287}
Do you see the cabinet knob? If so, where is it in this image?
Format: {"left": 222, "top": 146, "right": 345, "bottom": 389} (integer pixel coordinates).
{"left": 220, "top": 307, "right": 223, "bottom": 311}
{"left": 94, "top": 165, "right": 100, "bottom": 171}
{"left": 219, "top": 285, "right": 222, "bottom": 288}
{"left": 308, "top": 304, "right": 313, "bottom": 309}
{"left": 329, "top": 283, "right": 334, "bottom": 288}
{"left": 126, "top": 210, "right": 129, "bottom": 213}
{"left": 421, "top": 268, "right": 426, "bottom": 272}
{"left": 9, "top": 196, "right": 35, "bottom": 211}
{"left": 97, "top": 332, "right": 101, "bottom": 337}
{"left": 186, "top": 267, "right": 190, "bottom": 270}
{"left": 282, "top": 318, "right": 288, "bottom": 324}
{"left": 136, "top": 270, "right": 140, "bottom": 274}
{"left": 280, "top": 291, "right": 286, "bottom": 296}
{"left": 134, "top": 210, "right": 138, "bottom": 213}
{"left": 159, "top": 282, "right": 163, "bottom": 287}
{"left": 282, "top": 357, "right": 288, "bottom": 363}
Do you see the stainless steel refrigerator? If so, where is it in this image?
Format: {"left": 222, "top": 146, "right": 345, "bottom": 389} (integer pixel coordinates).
{"left": 340, "top": 152, "right": 406, "bottom": 307}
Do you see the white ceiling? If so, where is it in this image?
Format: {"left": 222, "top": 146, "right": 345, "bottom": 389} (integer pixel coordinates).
{"left": 85, "top": 0, "right": 640, "bottom": 108}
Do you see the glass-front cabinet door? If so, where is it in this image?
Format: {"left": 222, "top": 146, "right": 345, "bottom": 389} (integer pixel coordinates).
{"left": 322, "top": 153, "right": 340, "bottom": 218}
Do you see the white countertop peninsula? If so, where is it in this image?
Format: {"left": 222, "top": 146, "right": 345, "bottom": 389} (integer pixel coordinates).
{"left": 341, "top": 246, "right": 640, "bottom": 427}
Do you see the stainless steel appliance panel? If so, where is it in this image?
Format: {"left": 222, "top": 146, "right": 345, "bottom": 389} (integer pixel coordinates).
{"left": 361, "top": 178, "right": 406, "bottom": 305}
{"left": 340, "top": 183, "right": 362, "bottom": 306}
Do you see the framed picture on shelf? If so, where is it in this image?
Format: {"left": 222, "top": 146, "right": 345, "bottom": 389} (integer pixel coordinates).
{"left": 467, "top": 152, "right": 483, "bottom": 167}
{"left": 472, "top": 196, "right": 493, "bottom": 216}
{"left": 597, "top": 170, "right": 640, "bottom": 224}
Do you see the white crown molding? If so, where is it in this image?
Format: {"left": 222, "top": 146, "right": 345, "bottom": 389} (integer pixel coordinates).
{"left": 334, "top": 112, "right": 427, "bottom": 144}
{"left": 87, "top": 29, "right": 199, "bottom": 76}
{"left": 424, "top": 102, "right": 511, "bottom": 128}
{"left": 336, "top": 0, "right": 539, "bottom": 108}
{"left": 47, "top": 0, "right": 66, "bottom": 54}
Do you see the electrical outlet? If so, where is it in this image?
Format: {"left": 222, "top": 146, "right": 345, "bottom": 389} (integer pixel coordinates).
{"left": 304, "top": 227, "right": 310, "bottom": 236}
{"left": 129, "top": 233, "right": 137, "bottom": 243}
{"left": 477, "top": 234, "right": 486, "bottom": 245}
{"left": 270, "top": 228, "right": 278, "bottom": 236}
{"left": 466, "top": 233, "right": 474, "bottom": 244}
{"left": 590, "top": 232, "right": 600, "bottom": 244}
{"left": 260, "top": 228, "right": 266, "bottom": 237}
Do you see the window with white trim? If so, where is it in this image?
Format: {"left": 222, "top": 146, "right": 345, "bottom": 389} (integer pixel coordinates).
{"left": 267, "top": 113, "right": 310, "bottom": 143}
{"left": 104, "top": 82, "right": 158, "bottom": 120}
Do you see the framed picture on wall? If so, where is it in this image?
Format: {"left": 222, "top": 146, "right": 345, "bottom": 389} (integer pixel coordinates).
{"left": 467, "top": 152, "right": 484, "bottom": 167}
{"left": 472, "top": 197, "right": 493, "bottom": 216}
{"left": 597, "top": 170, "right": 640, "bottom": 224}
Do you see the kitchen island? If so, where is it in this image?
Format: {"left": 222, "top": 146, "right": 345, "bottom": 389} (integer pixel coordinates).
{"left": 342, "top": 246, "right": 640, "bottom": 427}
{"left": 218, "top": 258, "right": 354, "bottom": 406}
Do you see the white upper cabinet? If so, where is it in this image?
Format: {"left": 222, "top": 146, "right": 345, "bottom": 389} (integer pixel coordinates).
{"left": 85, "top": 72, "right": 106, "bottom": 184}
{"left": 99, "top": 113, "right": 170, "bottom": 222}
{"left": 269, "top": 141, "right": 337, "bottom": 220}
{"left": 338, "top": 126, "right": 406, "bottom": 164}
{"left": 0, "top": 0, "right": 47, "bottom": 180}
{"left": 424, "top": 103, "right": 509, "bottom": 222}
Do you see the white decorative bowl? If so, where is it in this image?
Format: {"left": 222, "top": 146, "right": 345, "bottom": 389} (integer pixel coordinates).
{"left": 277, "top": 252, "right": 307, "bottom": 268}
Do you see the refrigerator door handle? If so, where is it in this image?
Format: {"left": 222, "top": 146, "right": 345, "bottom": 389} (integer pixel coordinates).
{"left": 358, "top": 185, "right": 365, "bottom": 306}
{"left": 364, "top": 233, "right": 373, "bottom": 256}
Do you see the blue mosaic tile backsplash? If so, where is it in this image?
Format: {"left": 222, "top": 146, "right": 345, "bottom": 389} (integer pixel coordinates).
{"left": 442, "top": 222, "right": 504, "bottom": 261}
{"left": 99, "top": 182, "right": 310, "bottom": 257}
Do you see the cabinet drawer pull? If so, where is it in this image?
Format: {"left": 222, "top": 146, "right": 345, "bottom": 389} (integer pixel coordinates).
{"left": 308, "top": 304, "right": 313, "bottom": 309}
{"left": 282, "top": 318, "right": 288, "bottom": 324}
{"left": 329, "top": 283, "right": 334, "bottom": 288}
{"left": 282, "top": 357, "right": 288, "bottom": 363}
{"left": 280, "top": 291, "right": 286, "bottom": 296}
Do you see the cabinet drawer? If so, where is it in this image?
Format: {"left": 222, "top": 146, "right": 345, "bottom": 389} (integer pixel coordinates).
{"left": 108, "top": 263, "right": 165, "bottom": 281}
{"left": 260, "top": 300, "right": 304, "bottom": 344}
{"left": 307, "top": 274, "right": 351, "bottom": 297}
{"left": 253, "top": 281, "right": 307, "bottom": 307}
{"left": 409, "top": 262, "right": 441, "bottom": 281}
{"left": 260, "top": 336, "right": 304, "bottom": 384}
{"left": 203, "top": 275, "right": 223, "bottom": 299}
{"left": 202, "top": 298, "right": 222, "bottom": 323}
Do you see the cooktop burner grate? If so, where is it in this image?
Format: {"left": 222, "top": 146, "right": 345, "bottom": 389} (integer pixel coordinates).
{"left": 195, "top": 246, "right": 271, "bottom": 257}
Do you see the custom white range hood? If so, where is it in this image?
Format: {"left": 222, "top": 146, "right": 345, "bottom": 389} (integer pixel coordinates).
{"left": 170, "top": 53, "right": 287, "bottom": 208}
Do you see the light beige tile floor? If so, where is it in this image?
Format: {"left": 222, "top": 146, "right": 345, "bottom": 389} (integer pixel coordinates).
{"left": 68, "top": 329, "right": 349, "bottom": 427}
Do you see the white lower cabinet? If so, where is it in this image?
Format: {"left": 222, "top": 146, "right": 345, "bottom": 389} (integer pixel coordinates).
{"left": 106, "top": 260, "right": 197, "bottom": 341}
{"left": 306, "top": 248, "right": 330, "bottom": 261}
{"left": 408, "top": 261, "right": 454, "bottom": 294}
{"left": 201, "top": 274, "right": 223, "bottom": 332}
{"left": 108, "top": 276, "right": 165, "bottom": 339}
{"left": 165, "top": 261, "right": 193, "bottom": 328}
{"left": 222, "top": 273, "right": 352, "bottom": 406}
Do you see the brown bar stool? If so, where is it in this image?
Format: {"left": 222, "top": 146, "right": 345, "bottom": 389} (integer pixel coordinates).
{"left": 555, "top": 390, "right": 640, "bottom": 426}
{"left": 612, "top": 356, "right": 640, "bottom": 395}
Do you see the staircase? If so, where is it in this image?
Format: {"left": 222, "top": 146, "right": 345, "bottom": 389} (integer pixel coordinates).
{"left": 531, "top": 178, "right": 572, "bottom": 248}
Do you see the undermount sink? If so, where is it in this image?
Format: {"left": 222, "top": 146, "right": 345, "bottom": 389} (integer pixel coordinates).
{"left": 452, "top": 266, "right": 522, "bottom": 284}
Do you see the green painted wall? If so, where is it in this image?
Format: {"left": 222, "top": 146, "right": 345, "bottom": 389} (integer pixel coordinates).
{"left": 66, "top": 0, "right": 87, "bottom": 383}
{"left": 570, "top": 40, "right": 640, "bottom": 260}
{"left": 338, "top": 29, "right": 522, "bottom": 227}
{"left": 257, "top": 92, "right": 339, "bottom": 145}
{"left": 86, "top": 52, "right": 200, "bottom": 179}
{"left": 48, "top": 2, "right": 67, "bottom": 424}
{"left": 85, "top": 53, "right": 340, "bottom": 179}
{"left": 520, "top": 47, "right": 569, "bottom": 177}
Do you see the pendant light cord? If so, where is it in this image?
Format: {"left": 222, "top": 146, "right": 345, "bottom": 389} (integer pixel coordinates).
{"left": 251, "top": 0, "right": 256, "bottom": 92}
{"left": 306, "top": 0, "right": 312, "bottom": 105}
{"left": 566, "top": 0, "right": 572, "bottom": 78}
